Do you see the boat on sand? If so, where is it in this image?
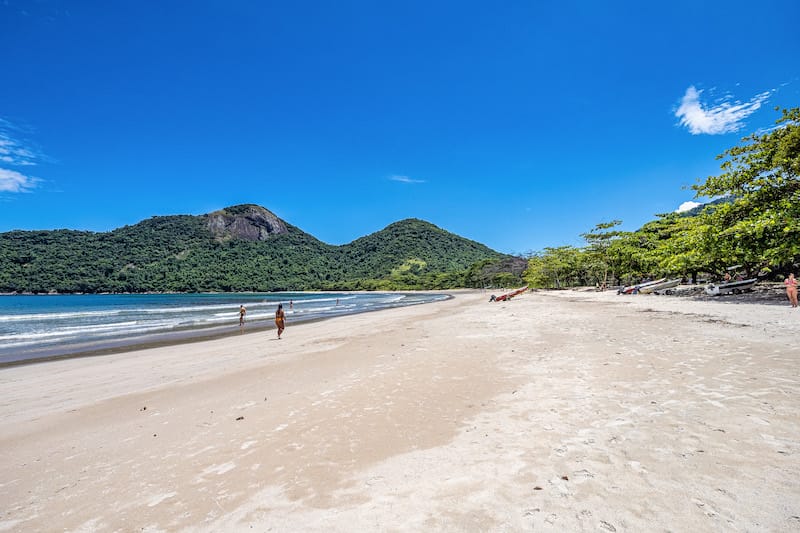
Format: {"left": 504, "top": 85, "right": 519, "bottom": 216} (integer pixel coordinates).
{"left": 619, "top": 278, "right": 666, "bottom": 295}
{"left": 638, "top": 278, "right": 682, "bottom": 294}
{"left": 705, "top": 278, "right": 758, "bottom": 296}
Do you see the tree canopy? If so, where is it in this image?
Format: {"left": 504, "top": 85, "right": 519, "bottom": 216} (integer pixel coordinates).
{"left": 524, "top": 107, "right": 800, "bottom": 288}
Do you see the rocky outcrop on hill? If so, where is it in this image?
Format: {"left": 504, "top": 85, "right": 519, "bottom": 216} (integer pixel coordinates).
{"left": 0, "top": 203, "right": 509, "bottom": 293}
{"left": 206, "top": 204, "right": 288, "bottom": 242}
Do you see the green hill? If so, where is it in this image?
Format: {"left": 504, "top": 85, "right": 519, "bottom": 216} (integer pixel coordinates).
{"left": 0, "top": 205, "right": 508, "bottom": 293}
{"left": 334, "top": 218, "right": 505, "bottom": 290}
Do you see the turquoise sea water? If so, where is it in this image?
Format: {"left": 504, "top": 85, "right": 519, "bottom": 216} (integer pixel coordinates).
{"left": 0, "top": 292, "right": 448, "bottom": 365}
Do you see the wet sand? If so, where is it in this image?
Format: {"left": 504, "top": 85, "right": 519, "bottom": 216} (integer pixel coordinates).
{"left": 1, "top": 289, "right": 798, "bottom": 531}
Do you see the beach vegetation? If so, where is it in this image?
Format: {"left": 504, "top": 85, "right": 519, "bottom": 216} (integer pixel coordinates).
{"left": 524, "top": 107, "right": 800, "bottom": 288}
{"left": 581, "top": 220, "right": 623, "bottom": 287}
{"left": 524, "top": 246, "right": 586, "bottom": 288}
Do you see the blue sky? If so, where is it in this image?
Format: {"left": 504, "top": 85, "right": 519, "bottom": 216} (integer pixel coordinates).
{"left": 1, "top": 1, "right": 798, "bottom": 255}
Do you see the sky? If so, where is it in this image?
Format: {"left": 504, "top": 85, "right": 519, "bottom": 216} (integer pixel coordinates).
{"left": 1, "top": 0, "right": 798, "bottom": 255}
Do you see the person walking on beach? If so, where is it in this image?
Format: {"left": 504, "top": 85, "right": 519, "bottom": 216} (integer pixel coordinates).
{"left": 239, "top": 305, "right": 247, "bottom": 326}
{"left": 785, "top": 273, "right": 798, "bottom": 308}
{"left": 275, "top": 303, "right": 286, "bottom": 338}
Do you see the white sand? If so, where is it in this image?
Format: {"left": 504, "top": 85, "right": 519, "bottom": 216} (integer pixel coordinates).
{"left": 1, "top": 289, "right": 798, "bottom": 532}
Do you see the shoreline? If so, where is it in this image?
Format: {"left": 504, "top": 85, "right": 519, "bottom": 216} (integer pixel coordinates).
{"left": 1, "top": 289, "right": 798, "bottom": 531}
{"left": 0, "top": 291, "right": 454, "bottom": 368}
{"left": 0, "top": 317, "right": 280, "bottom": 369}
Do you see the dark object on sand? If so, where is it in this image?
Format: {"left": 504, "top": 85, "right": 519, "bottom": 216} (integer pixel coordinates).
{"left": 492, "top": 287, "right": 528, "bottom": 302}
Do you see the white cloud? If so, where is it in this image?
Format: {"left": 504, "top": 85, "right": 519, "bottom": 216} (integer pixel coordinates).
{"left": 676, "top": 200, "right": 701, "bottom": 213}
{"left": 0, "top": 118, "right": 44, "bottom": 193}
{"left": 0, "top": 168, "right": 39, "bottom": 192}
{"left": 675, "top": 86, "right": 771, "bottom": 135}
{"left": 389, "top": 175, "right": 425, "bottom": 184}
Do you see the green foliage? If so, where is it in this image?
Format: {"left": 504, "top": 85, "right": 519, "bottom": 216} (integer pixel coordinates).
{"left": 691, "top": 107, "right": 800, "bottom": 273}
{"left": 7, "top": 109, "right": 795, "bottom": 294}
{"left": 523, "top": 246, "right": 586, "bottom": 288}
{"left": 0, "top": 214, "right": 505, "bottom": 293}
{"left": 337, "top": 219, "right": 500, "bottom": 280}
{"left": 463, "top": 257, "right": 528, "bottom": 288}
{"left": 581, "top": 220, "right": 622, "bottom": 285}
{"left": 525, "top": 107, "right": 800, "bottom": 286}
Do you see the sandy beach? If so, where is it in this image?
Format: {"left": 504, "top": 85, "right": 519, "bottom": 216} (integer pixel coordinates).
{"left": 1, "top": 289, "right": 799, "bottom": 532}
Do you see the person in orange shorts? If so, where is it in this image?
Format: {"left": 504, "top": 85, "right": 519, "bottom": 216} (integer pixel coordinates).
{"left": 275, "top": 303, "right": 286, "bottom": 338}
{"left": 785, "top": 273, "right": 798, "bottom": 308}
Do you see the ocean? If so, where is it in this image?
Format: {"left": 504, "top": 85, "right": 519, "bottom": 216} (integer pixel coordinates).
{"left": 0, "top": 292, "right": 448, "bottom": 365}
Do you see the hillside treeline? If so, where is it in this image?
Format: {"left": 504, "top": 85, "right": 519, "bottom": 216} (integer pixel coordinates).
{"left": 0, "top": 216, "right": 524, "bottom": 293}
{"left": 524, "top": 107, "right": 800, "bottom": 288}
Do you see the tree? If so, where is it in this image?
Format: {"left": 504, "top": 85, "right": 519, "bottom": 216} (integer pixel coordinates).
{"left": 581, "top": 220, "right": 623, "bottom": 286}
{"left": 692, "top": 107, "right": 800, "bottom": 273}
{"left": 649, "top": 214, "right": 712, "bottom": 281}
{"left": 524, "top": 246, "right": 586, "bottom": 288}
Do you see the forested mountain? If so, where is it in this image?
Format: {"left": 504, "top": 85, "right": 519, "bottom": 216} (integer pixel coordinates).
{"left": 335, "top": 219, "right": 502, "bottom": 287}
{"left": 0, "top": 205, "right": 509, "bottom": 293}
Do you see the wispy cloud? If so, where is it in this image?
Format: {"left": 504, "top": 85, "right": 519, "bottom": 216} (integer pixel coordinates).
{"left": 675, "top": 86, "right": 771, "bottom": 135}
{"left": 676, "top": 200, "right": 701, "bottom": 213}
{"left": 0, "top": 168, "right": 39, "bottom": 192}
{"left": 389, "top": 175, "right": 425, "bottom": 184}
{"left": 0, "top": 118, "right": 43, "bottom": 194}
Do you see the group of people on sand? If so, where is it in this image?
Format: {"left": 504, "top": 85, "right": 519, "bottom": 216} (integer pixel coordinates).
{"left": 238, "top": 303, "right": 287, "bottom": 338}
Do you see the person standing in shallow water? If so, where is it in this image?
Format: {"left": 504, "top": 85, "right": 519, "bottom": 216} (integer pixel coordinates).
{"left": 238, "top": 305, "right": 247, "bottom": 327}
{"left": 275, "top": 303, "right": 286, "bottom": 339}
{"left": 785, "top": 273, "right": 798, "bottom": 308}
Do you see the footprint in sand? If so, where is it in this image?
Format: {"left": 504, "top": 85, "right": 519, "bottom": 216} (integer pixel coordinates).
{"left": 692, "top": 498, "right": 719, "bottom": 517}
{"left": 599, "top": 520, "right": 617, "bottom": 531}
